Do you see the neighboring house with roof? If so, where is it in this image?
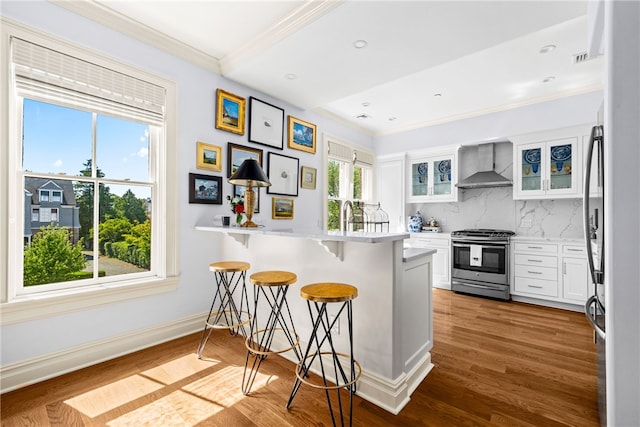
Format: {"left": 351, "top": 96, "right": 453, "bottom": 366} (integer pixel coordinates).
{"left": 24, "top": 178, "right": 81, "bottom": 245}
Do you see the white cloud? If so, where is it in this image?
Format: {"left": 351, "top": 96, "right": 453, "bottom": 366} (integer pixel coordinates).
{"left": 54, "top": 159, "right": 62, "bottom": 168}
{"left": 137, "top": 147, "right": 148, "bottom": 158}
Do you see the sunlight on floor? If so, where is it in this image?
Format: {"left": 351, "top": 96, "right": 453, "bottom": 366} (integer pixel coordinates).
{"left": 62, "top": 354, "right": 276, "bottom": 425}
{"left": 106, "top": 390, "right": 219, "bottom": 427}
{"left": 64, "top": 375, "right": 163, "bottom": 417}
{"left": 142, "top": 354, "right": 219, "bottom": 385}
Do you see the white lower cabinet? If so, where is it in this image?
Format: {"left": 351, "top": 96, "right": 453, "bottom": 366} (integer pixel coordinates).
{"left": 512, "top": 239, "right": 588, "bottom": 307}
{"left": 407, "top": 234, "right": 451, "bottom": 289}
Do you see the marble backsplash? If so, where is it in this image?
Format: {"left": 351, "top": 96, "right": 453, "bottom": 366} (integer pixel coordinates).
{"left": 411, "top": 186, "right": 585, "bottom": 239}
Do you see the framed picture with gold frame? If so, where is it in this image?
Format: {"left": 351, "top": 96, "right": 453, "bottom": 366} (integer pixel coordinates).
{"left": 196, "top": 141, "right": 222, "bottom": 172}
{"left": 272, "top": 197, "right": 294, "bottom": 220}
{"left": 287, "top": 115, "right": 316, "bottom": 154}
{"left": 215, "top": 89, "right": 246, "bottom": 135}
{"left": 300, "top": 165, "right": 317, "bottom": 190}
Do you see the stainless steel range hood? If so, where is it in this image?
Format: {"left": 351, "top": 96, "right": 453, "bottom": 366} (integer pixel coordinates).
{"left": 456, "top": 143, "right": 512, "bottom": 189}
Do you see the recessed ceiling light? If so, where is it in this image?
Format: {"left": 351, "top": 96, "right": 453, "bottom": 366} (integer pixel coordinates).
{"left": 353, "top": 39, "right": 368, "bottom": 49}
{"left": 388, "top": 117, "right": 397, "bottom": 121}
{"left": 434, "top": 93, "right": 442, "bottom": 97}
{"left": 539, "top": 44, "right": 556, "bottom": 54}
{"left": 285, "top": 73, "right": 297, "bottom": 80}
{"left": 542, "top": 76, "right": 556, "bottom": 83}
{"left": 362, "top": 102, "right": 370, "bottom": 107}
{"left": 355, "top": 113, "right": 370, "bottom": 119}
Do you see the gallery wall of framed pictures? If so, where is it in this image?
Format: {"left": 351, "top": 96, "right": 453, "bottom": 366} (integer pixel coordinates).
{"left": 190, "top": 87, "right": 320, "bottom": 221}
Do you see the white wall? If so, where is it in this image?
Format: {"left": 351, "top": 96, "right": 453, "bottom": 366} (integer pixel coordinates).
{"left": 0, "top": 0, "right": 371, "bottom": 368}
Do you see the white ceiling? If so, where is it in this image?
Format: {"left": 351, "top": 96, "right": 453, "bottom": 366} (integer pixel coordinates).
{"left": 73, "top": 0, "right": 603, "bottom": 136}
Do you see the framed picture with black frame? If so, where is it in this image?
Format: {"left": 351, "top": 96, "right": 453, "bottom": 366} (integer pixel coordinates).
{"left": 188, "top": 173, "right": 222, "bottom": 204}
{"left": 267, "top": 152, "right": 299, "bottom": 196}
{"left": 248, "top": 97, "right": 284, "bottom": 150}
{"left": 227, "top": 142, "right": 263, "bottom": 178}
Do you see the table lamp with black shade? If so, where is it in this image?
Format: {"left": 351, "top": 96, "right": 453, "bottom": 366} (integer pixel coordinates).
{"left": 228, "top": 158, "right": 271, "bottom": 227}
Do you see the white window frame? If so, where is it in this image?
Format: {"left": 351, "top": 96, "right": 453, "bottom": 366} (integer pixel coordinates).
{"left": 322, "top": 133, "right": 375, "bottom": 230}
{"left": 0, "top": 19, "right": 179, "bottom": 325}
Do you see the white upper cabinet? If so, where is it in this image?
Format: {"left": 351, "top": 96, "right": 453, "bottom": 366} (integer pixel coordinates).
{"left": 512, "top": 125, "right": 591, "bottom": 200}
{"left": 407, "top": 148, "right": 458, "bottom": 203}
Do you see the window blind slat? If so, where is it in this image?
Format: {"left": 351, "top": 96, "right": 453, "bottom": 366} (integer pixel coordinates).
{"left": 12, "top": 37, "right": 165, "bottom": 124}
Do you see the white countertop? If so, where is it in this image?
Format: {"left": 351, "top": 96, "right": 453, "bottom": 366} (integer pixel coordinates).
{"left": 195, "top": 224, "right": 410, "bottom": 243}
{"left": 403, "top": 247, "right": 436, "bottom": 262}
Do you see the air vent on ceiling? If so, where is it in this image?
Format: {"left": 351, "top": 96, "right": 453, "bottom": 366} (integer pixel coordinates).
{"left": 355, "top": 113, "right": 371, "bottom": 119}
{"left": 573, "top": 51, "right": 590, "bottom": 64}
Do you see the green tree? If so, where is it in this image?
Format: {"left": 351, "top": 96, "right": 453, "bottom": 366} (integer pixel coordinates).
{"left": 98, "top": 217, "right": 132, "bottom": 254}
{"left": 23, "top": 225, "right": 85, "bottom": 286}
{"left": 74, "top": 160, "right": 114, "bottom": 247}
{"left": 113, "top": 190, "right": 147, "bottom": 224}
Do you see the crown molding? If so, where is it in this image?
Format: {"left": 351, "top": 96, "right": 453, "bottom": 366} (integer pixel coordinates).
{"left": 219, "top": 0, "right": 344, "bottom": 75}
{"left": 51, "top": 0, "right": 221, "bottom": 74}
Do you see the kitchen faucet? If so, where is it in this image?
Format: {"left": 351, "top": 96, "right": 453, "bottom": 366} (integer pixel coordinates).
{"left": 341, "top": 200, "right": 354, "bottom": 232}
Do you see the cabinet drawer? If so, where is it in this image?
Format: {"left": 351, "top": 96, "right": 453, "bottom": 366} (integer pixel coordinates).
{"left": 514, "top": 242, "right": 558, "bottom": 254}
{"left": 515, "top": 264, "right": 557, "bottom": 281}
{"left": 563, "top": 245, "right": 586, "bottom": 256}
{"left": 409, "top": 236, "right": 449, "bottom": 248}
{"left": 515, "top": 254, "right": 557, "bottom": 268}
{"left": 514, "top": 277, "right": 558, "bottom": 297}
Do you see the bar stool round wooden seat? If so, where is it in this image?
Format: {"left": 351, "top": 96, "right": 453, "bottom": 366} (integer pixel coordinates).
{"left": 197, "top": 261, "right": 252, "bottom": 359}
{"left": 286, "top": 283, "right": 361, "bottom": 427}
{"left": 242, "top": 270, "right": 302, "bottom": 395}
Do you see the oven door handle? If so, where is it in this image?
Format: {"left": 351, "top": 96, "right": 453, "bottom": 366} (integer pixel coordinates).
{"left": 451, "top": 280, "right": 505, "bottom": 291}
{"left": 452, "top": 243, "right": 505, "bottom": 250}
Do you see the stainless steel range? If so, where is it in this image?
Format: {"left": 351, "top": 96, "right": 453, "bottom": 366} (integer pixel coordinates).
{"left": 451, "top": 229, "right": 515, "bottom": 300}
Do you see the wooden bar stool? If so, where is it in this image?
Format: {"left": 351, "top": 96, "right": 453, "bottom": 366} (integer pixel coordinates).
{"left": 197, "top": 261, "right": 251, "bottom": 359}
{"left": 286, "top": 283, "right": 361, "bottom": 427}
{"left": 242, "top": 270, "right": 302, "bottom": 395}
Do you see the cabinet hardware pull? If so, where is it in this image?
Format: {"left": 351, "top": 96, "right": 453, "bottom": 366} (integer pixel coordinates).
{"left": 563, "top": 262, "right": 566, "bottom": 275}
{"left": 527, "top": 246, "right": 543, "bottom": 249}
{"left": 528, "top": 284, "right": 543, "bottom": 289}
{"left": 527, "top": 270, "right": 543, "bottom": 275}
{"left": 527, "top": 259, "right": 543, "bottom": 262}
{"left": 567, "top": 248, "right": 582, "bottom": 252}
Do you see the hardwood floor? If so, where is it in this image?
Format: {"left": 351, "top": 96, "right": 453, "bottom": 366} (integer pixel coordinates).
{"left": 1, "top": 289, "right": 599, "bottom": 426}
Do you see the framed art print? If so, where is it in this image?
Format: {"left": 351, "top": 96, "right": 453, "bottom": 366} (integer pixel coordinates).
{"left": 189, "top": 173, "right": 222, "bottom": 204}
{"left": 215, "top": 89, "right": 245, "bottom": 135}
{"left": 248, "top": 97, "right": 284, "bottom": 149}
{"left": 267, "top": 152, "right": 299, "bottom": 196}
{"left": 227, "top": 142, "right": 263, "bottom": 178}
{"left": 196, "top": 141, "right": 222, "bottom": 172}
{"left": 288, "top": 115, "right": 316, "bottom": 154}
{"left": 300, "top": 165, "right": 317, "bottom": 190}
{"left": 272, "top": 197, "right": 294, "bottom": 220}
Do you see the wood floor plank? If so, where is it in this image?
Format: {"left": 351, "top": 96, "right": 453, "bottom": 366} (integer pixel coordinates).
{"left": 1, "top": 289, "right": 599, "bottom": 426}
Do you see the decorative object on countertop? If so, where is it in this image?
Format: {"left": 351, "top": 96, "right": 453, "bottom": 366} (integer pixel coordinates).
{"left": 408, "top": 210, "right": 424, "bottom": 232}
{"left": 227, "top": 195, "right": 244, "bottom": 225}
{"left": 228, "top": 158, "right": 271, "bottom": 227}
{"left": 422, "top": 226, "right": 442, "bottom": 233}
{"left": 422, "top": 217, "right": 441, "bottom": 232}
{"left": 427, "top": 217, "right": 439, "bottom": 227}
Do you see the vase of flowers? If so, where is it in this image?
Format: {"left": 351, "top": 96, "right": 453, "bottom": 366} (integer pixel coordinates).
{"left": 227, "top": 195, "right": 244, "bottom": 226}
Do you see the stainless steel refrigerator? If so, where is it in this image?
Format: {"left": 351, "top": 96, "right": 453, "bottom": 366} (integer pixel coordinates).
{"left": 583, "top": 124, "right": 606, "bottom": 427}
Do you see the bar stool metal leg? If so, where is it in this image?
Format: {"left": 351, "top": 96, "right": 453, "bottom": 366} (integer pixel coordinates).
{"left": 197, "top": 261, "right": 251, "bottom": 359}
{"left": 286, "top": 283, "right": 361, "bottom": 427}
{"left": 242, "top": 271, "right": 302, "bottom": 395}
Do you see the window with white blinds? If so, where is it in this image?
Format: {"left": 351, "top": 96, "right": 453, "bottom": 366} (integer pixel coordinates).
{"left": 1, "top": 21, "right": 179, "bottom": 324}
{"left": 11, "top": 37, "right": 165, "bottom": 125}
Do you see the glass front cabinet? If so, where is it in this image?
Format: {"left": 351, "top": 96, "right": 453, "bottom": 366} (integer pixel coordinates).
{"left": 514, "top": 137, "right": 580, "bottom": 199}
{"left": 407, "top": 149, "right": 458, "bottom": 203}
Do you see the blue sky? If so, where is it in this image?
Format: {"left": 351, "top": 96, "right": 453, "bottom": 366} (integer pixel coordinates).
{"left": 23, "top": 99, "right": 151, "bottom": 197}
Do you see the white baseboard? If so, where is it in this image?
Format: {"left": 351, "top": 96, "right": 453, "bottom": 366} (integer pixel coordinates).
{"left": 275, "top": 333, "right": 433, "bottom": 415}
{"left": 0, "top": 313, "right": 205, "bottom": 393}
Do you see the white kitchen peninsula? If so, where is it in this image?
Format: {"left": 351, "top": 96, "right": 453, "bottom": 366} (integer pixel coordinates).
{"left": 195, "top": 225, "right": 434, "bottom": 414}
